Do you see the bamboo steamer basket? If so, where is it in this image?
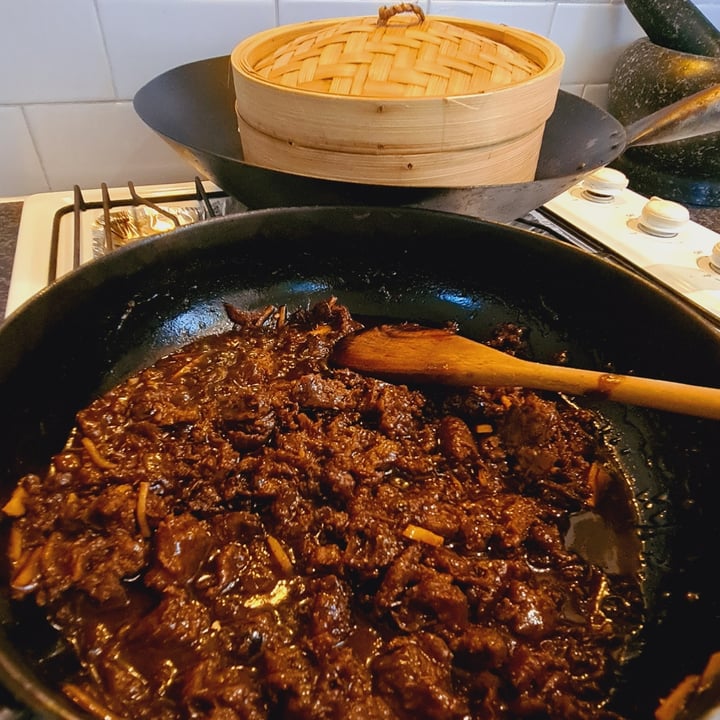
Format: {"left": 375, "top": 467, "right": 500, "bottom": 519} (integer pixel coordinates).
{"left": 230, "top": 4, "right": 565, "bottom": 187}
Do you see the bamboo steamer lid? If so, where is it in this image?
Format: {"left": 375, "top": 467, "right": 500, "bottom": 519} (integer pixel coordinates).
{"left": 230, "top": 4, "right": 565, "bottom": 187}
{"left": 246, "top": 4, "right": 542, "bottom": 97}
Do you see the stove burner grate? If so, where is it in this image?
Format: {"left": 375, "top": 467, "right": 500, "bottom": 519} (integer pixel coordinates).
{"left": 47, "top": 177, "right": 229, "bottom": 284}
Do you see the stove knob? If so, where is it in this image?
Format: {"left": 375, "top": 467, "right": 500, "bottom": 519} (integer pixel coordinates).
{"left": 711, "top": 243, "right": 720, "bottom": 273}
{"left": 638, "top": 197, "right": 690, "bottom": 237}
{"left": 581, "top": 168, "right": 629, "bottom": 202}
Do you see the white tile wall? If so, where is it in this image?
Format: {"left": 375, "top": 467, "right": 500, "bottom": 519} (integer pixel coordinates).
{"left": 1, "top": 0, "right": 718, "bottom": 197}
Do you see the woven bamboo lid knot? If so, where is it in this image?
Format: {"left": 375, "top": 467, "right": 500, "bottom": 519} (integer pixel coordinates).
{"left": 241, "top": 4, "right": 543, "bottom": 98}
{"left": 376, "top": 3, "right": 425, "bottom": 26}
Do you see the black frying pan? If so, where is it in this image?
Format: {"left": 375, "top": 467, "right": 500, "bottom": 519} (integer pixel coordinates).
{"left": 133, "top": 55, "right": 719, "bottom": 222}
{"left": 0, "top": 207, "right": 719, "bottom": 718}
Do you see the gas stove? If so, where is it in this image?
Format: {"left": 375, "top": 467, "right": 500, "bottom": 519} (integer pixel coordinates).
{"left": 2, "top": 172, "right": 720, "bottom": 720}
{"left": 6, "top": 172, "right": 720, "bottom": 329}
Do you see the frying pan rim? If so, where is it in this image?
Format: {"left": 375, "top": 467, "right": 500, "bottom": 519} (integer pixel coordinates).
{"left": 2, "top": 204, "right": 719, "bottom": 342}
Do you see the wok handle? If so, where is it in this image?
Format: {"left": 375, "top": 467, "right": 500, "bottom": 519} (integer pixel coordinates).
{"left": 625, "top": 84, "right": 720, "bottom": 146}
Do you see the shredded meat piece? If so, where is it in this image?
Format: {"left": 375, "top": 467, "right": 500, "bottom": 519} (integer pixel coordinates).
{"left": 3, "top": 298, "right": 644, "bottom": 720}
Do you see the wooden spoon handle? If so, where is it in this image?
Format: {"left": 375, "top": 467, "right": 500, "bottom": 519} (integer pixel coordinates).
{"left": 332, "top": 326, "right": 720, "bottom": 420}
{"left": 509, "top": 361, "right": 720, "bottom": 419}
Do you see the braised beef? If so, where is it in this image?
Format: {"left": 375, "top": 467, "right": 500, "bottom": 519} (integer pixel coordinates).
{"left": 3, "top": 299, "right": 644, "bottom": 719}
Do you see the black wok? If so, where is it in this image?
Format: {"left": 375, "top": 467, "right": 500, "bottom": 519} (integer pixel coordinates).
{"left": 0, "top": 207, "right": 720, "bottom": 718}
{"left": 133, "top": 55, "right": 719, "bottom": 222}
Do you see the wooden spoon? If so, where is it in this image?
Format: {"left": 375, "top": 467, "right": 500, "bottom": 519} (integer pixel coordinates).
{"left": 331, "top": 324, "right": 720, "bottom": 420}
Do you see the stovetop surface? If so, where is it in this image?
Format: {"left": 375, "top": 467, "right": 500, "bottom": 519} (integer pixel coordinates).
{"left": 0, "top": 201, "right": 22, "bottom": 318}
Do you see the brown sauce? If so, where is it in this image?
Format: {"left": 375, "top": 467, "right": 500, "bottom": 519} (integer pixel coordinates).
{"left": 2, "top": 299, "right": 645, "bottom": 720}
